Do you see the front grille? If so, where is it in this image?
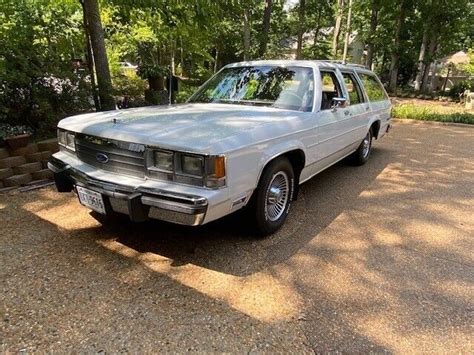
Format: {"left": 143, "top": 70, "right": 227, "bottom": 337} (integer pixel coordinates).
{"left": 75, "top": 135, "right": 146, "bottom": 178}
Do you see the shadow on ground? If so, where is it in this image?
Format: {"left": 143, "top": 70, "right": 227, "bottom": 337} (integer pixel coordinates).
{"left": 1, "top": 122, "right": 473, "bottom": 352}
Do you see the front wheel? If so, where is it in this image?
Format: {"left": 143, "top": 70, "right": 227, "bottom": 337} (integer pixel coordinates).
{"left": 351, "top": 130, "right": 372, "bottom": 165}
{"left": 250, "top": 157, "right": 295, "bottom": 236}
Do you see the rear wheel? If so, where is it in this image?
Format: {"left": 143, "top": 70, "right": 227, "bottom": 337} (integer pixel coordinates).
{"left": 351, "top": 130, "right": 372, "bottom": 165}
{"left": 251, "top": 157, "right": 295, "bottom": 236}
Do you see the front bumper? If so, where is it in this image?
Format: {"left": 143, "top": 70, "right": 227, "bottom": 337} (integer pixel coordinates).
{"left": 48, "top": 155, "right": 210, "bottom": 226}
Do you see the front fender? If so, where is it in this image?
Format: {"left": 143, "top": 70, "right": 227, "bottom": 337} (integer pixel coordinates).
{"left": 225, "top": 139, "right": 307, "bottom": 208}
{"left": 256, "top": 140, "right": 307, "bottom": 187}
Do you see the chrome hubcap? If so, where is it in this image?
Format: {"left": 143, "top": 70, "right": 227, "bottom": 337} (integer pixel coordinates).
{"left": 362, "top": 132, "right": 371, "bottom": 158}
{"left": 265, "top": 171, "right": 289, "bottom": 222}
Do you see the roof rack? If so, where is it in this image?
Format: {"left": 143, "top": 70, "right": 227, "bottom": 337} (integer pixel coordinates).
{"left": 315, "top": 60, "right": 369, "bottom": 69}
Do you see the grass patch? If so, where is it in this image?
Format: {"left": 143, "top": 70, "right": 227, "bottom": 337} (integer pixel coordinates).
{"left": 392, "top": 104, "right": 474, "bottom": 125}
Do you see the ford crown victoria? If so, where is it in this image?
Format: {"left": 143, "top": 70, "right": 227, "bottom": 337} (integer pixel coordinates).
{"left": 49, "top": 60, "right": 391, "bottom": 235}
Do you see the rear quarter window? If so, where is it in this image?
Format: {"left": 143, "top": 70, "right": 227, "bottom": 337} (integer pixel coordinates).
{"left": 358, "top": 73, "right": 388, "bottom": 102}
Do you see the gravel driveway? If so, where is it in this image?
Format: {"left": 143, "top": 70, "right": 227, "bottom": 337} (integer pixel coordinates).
{"left": 1, "top": 120, "right": 473, "bottom": 353}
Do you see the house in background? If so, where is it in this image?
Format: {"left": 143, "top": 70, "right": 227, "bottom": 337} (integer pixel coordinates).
{"left": 425, "top": 51, "right": 471, "bottom": 92}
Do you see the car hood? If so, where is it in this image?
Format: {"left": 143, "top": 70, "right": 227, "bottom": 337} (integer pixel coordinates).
{"left": 58, "top": 103, "right": 305, "bottom": 153}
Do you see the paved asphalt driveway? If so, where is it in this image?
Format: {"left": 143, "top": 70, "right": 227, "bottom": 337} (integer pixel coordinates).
{"left": 1, "top": 121, "right": 473, "bottom": 353}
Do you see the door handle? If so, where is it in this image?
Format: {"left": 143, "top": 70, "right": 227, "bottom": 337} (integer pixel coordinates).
{"left": 344, "top": 110, "right": 351, "bottom": 116}
{"left": 366, "top": 106, "right": 370, "bottom": 111}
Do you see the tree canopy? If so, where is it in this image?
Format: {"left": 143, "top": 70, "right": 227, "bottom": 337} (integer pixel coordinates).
{"left": 0, "top": 0, "right": 472, "bottom": 136}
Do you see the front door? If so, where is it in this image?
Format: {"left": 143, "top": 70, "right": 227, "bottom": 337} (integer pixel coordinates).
{"left": 302, "top": 68, "right": 349, "bottom": 181}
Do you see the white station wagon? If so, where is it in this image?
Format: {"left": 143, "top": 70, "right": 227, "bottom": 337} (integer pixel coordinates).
{"left": 49, "top": 60, "right": 391, "bottom": 235}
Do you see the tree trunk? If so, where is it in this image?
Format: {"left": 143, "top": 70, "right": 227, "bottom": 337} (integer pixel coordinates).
{"left": 214, "top": 47, "right": 219, "bottom": 73}
{"left": 388, "top": 0, "right": 405, "bottom": 93}
{"left": 79, "top": 0, "right": 100, "bottom": 109}
{"left": 441, "top": 64, "right": 451, "bottom": 92}
{"left": 313, "top": 8, "right": 323, "bottom": 47}
{"left": 170, "top": 39, "right": 175, "bottom": 75}
{"left": 83, "top": 0, "right": 115, "bottom": 111}
{"left": 180, "top": 36, "right": 184, "bottom": 73}
{"left": 342, "top": 0, "right": 353, "bottom": 62}
{"left": 365, "top": 0, "right": 379, "bottom": 69}
{"left": 420, "top": 37, "right": 438, "bottom": 93}
{"left": 414, "top": 27, "right": 429, "bottom": 91}
{"left": 332, "top": 0, "right": 344, "bottom": 58}
{"left": 296, "top": 0, "right": 306, "bottom": 59}
{"left": 259, "top": 0, "right": 272, "bottom": 58}
{"left": 148, "top": 76, "right": 163, "bottom": 91}
{"left": 243, "top": 8, "right": 250, "bottom": 61}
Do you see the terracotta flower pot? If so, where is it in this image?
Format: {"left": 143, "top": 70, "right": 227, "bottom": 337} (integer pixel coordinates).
{"left": 5, "top": 134, "right": 31, "bottom": 150}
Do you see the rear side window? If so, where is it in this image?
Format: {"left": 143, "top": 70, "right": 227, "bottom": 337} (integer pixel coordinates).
{"left": 358, "top": 73, "right": 388, "bottom": 102}
{"left": 342, "top": 73, "right": 364, "bottom": 105}
{"left": 320, "top": 71, "right": 343, "bottom": 110}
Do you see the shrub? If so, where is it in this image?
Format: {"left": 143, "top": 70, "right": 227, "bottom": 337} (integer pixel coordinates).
{"left": 0, "top": 75, "right": 94, "bottom": 139}
{"left": 0, "top": 124, "right": 34, "bottom": 147}
{"left": 392, "top": 104, "right": 474, "bottom": 124}
{"left": 0, "top": 124, "right": 33, "bottom": 139}
{"left": 112, "top": 70, "right": 147, "bottom": 108}
{"left": 448, "top": 80, "right": 474, "bottom": 100}
{"left": 175, "top": 83, "right": 198, "bottom": 103}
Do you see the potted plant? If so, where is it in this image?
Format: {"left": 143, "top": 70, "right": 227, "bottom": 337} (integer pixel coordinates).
{"left": 0, "top": 124, "right": 33, "bottom": 150}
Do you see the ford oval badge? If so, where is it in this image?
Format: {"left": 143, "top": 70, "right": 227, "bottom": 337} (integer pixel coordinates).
{"left": 96, "top": 153, "right": 109, "bottom": 164}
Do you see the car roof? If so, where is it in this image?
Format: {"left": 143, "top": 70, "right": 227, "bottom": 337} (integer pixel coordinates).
{"left": 224, "top": 59, "right": 374, "bottom": 75}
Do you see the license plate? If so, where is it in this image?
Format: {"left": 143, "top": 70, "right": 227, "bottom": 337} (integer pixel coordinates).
{"left": 76, "top": 186, "right": 106, "bottom": 214}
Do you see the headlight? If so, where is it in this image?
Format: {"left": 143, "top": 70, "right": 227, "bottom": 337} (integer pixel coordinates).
{"left": 147, "top": 149, "right": 225, "bottom": 188}
{"left": 66, "top": 132, "right": 75, "bottom": 150}
{"left": 180, "top": 154, "right": 203, "bottom": 176}
{"left": 153, "top": 150, "right": 173, "bottom": 171}
{"left": 58, "top": 129, "right": 75, "bottom": 151}
{"left": 58, "top": 130, "right": 67, "bottom": 146}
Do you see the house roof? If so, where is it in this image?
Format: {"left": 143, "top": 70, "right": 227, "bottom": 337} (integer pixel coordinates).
{"left": 440, "top": 51, "right": 470, "bottom": 65}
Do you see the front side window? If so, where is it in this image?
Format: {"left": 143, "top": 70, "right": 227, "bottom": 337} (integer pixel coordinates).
{"left": 188, "top": 66, "right": 314, "bottom": 112}
{"left": 358, "top": 73, "right": 388, "bottom": 102}
{"left": 342, "top": 72, "right": 364, "bottom": 105}
{"left": 320, "top": 71, "right": 343, "bottom": 110}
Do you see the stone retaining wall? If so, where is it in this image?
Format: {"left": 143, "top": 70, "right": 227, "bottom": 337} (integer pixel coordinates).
{"left": 0, "top": 138, "right": 58, "bottom": 190}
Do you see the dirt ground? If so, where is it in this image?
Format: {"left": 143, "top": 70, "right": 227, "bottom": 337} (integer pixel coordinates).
{"left": 1, "top": 120, "right": 473, "bottom": 353}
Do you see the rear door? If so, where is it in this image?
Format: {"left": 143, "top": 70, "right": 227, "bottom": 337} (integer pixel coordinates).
{"left": 340, "top": 70, "right": 371, "bottom": 144}
{"left": 356, "top": 71, "right": 392, "bottom": 138}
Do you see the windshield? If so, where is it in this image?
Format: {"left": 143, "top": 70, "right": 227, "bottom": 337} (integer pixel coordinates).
{"left": 188, "top": 66, "right": 314, "bottom": 112}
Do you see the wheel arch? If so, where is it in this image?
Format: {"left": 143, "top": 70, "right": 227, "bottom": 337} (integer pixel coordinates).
{"left": 370, "top": 119, "right": 381, "bottom": 139}
{"left": 255, "top": 147, "right": 306, "bottom": 200}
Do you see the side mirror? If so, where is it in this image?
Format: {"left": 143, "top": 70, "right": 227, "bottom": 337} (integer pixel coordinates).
{"left": 331, "top": 97, "right": 347, "bottom": 112}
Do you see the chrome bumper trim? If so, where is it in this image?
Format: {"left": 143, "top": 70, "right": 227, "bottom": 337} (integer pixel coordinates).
{"left": 48, "top": 157, "right": 208, "bottom": 226}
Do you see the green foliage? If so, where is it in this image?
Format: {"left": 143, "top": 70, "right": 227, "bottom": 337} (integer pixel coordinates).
{"left": 287, "top": 0, "right": 334, "bottom": 60}
{"left": 392, "top": 104, "right": 474, "bottom": 124}
{"left": 175, "top": 83, "right": 197, "bottom": 103}
{"left": 459, "top": 49, "right": 474, "bottom": 76}
{"left": 0, "top": 124, "right": 33, "bottom": 139}
{"left": 447, "top": 80, "right": 474, "bottom": 99}
{"left": 112, "top": 70, "right": 147, "bottom": 107}
{"left": 0, "top": 0, "right": 472, "bottom": 135}
{"left": 0, "top": 0, "right": 92, "bottom": 137}
{"left": 137, "top": 64, "right": 169, "bottom": 81}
